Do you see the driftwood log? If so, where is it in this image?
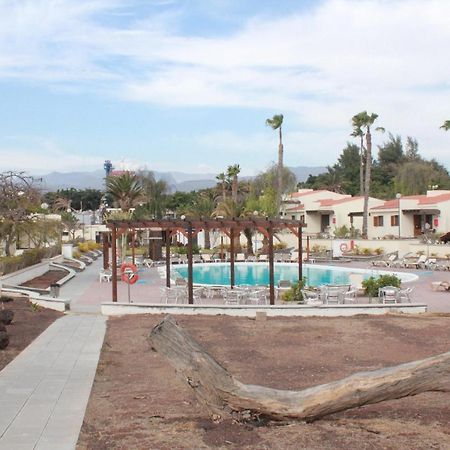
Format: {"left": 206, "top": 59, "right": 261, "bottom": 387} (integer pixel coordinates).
{"left": 150, "top": 316, "right": 450, "bottom": 422}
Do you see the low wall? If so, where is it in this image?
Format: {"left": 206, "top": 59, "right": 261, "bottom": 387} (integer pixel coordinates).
{"left": 1, "top": 287, "right": 69, "bottom": 312}
{"left": 101, "top": 302, "right": 427, "bottom": 317}
{"left": 0, "top": 255, "right": 64, "bottom": 286}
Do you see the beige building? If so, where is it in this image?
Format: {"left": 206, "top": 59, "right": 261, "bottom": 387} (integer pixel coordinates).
{"left": 282, "top": 189, "right": 383, "bottom": 236}
{"left": 369, "top": 190, "right": 450, "bottom": 239}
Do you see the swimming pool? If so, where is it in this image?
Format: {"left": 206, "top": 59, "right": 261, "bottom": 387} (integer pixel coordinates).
{"left": 173, "top": 263, "right": 418, "bottom": 286}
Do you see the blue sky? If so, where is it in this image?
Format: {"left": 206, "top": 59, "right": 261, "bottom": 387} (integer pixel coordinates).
{"left": 0, "top": 0, "right": 449, "bottom": 176}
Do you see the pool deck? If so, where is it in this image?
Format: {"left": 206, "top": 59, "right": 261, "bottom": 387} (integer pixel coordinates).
{"left": 62, "top": 258, "right": 450, "bottom": 314}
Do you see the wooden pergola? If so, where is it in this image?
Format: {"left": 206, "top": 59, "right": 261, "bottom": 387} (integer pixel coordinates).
{"left": 107, "top": 218, "right": 306, "bottom": 306}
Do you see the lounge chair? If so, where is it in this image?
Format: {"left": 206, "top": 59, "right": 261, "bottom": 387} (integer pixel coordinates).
{"left": 258, "top": 254, "right": 268, "bottom": 262}
{"left": 246, "top": 255, "right": 257, "bottom": 262}
{"left": 201, "top": 254, "right": 213, "bottom": 263}
{"left": 236, "top": 253, "right": 246, "bottom": 262}
{"left": 192, "top": 254, "right": 203, "bottom": 263}
{"left": 371, "top": 254, "right": 397, "bottom": 267}
{"left": 403, "top": 254, "right": 427, "bottom": 269}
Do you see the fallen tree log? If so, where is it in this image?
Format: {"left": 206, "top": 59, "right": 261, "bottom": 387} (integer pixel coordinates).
{"left": 149, "top": 316, "right": 450, "bottom": 422}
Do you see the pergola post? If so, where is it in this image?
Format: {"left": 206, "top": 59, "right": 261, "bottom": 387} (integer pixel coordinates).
{"left": 230, "top": 227, "right": 235, "bottom": 288}
{"left": 131, "top": 229, "right": 136, "bottom": 265}
{"left": 187, "top": 222, "right": 194, "bottom": 304}
{"left": 298, "top": 225, "right": 303, "bottom": 281}
{"left": 111, "top": 225, "right": 118, "bottom": 303}
{"left": 268, "top": 223, "right": 275, "bottom": 305}
{"left": 102, "top": 232, "right": 109, "bottom": 269}
{"left": 165, "top": 230, "right": 171, "bottom": 288}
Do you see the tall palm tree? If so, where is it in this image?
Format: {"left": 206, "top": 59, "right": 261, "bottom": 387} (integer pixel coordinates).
{"left": 265, "top": 114, "right": 284, "bottom": 212}
{"left": 441, "top": 120, "right": 450, "bottom": 131}
{"left": 106, "top": 172, "right": 143, "bottom": 211}
{"left": 350, "top": 120, "right": 365, "bottom": 196}
{"left": 351, "top": 111, "right": 385, "bottom": 239}
{"left": 227, "top": 164, "right": 241, "bottom": 203}
{"left": 216, "top": 172, "right": 228, "bottom": 201}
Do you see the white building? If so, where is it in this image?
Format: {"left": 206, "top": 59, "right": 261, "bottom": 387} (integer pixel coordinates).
{"left": 369, "top": 190, "right": 450, "bottom": 239}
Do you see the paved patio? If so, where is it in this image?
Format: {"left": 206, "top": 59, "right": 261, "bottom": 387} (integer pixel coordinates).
{"left": 63, "top": 258, "right": 450, "bottom": 313}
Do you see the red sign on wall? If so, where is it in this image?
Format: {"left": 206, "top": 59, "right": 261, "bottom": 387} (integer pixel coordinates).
{"left": 434, "top": 218, "right": 439, "bottom": 227}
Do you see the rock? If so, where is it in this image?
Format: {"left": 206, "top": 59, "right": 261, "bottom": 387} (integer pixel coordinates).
{"left": 0, "top": 309, "right": 14, "bottom": 325}
{"left": 0, "top": 331, "right": 9, "bottom": 349}
{"left": 0, "top": 322, "right": 5, "bottom": 332}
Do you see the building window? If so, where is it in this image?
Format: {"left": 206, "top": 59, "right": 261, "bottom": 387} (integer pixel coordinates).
{"left": 391, "top": 215, "right": 399, "bottom": 226}
{"left": 291, "top": 215, "right": 296, "bottom": 220}
{"left": 373, "top": 216, "right": 384, "bottom": 227}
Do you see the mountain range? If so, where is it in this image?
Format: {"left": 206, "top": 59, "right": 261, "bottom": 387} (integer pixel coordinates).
{"left": 38, "top": 166, "right": 326, "bottom": 192}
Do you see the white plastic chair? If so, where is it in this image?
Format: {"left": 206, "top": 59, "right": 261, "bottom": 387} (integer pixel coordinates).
{"left": 99, "top": 269, "right": 112, "bottom": 282}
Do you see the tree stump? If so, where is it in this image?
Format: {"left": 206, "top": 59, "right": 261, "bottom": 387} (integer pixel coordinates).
{"left": 0, "top": 309, "right": 14, "bottom": 325}
{"left": 150, "top": 316, "right": 450, "bottom": 422}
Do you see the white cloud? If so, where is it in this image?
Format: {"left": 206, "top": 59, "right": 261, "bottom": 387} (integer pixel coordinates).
{"left": 0, "top": 0, "right": 449, "bottom": 168}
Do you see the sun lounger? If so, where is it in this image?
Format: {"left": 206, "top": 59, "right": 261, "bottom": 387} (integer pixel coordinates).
{"left": 372, "top": 254, "right": 397, "bottom": 267}
{"left": 201, "top": 254, "right": 213, "bottom": 263}
{"left": 236, "top": 253, "right": 246, "bottom": 262}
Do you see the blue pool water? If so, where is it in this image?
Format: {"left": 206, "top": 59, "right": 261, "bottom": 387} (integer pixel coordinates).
{"left": 173, "top": 263, "right": 402, "bottom": 287}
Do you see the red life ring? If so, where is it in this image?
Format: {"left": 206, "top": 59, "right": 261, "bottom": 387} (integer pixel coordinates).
{"left": 120, "top": 263, "right": 139, "bottom": 284}
{"left": 339, "top": 243, "right": 348, "bottom": 252}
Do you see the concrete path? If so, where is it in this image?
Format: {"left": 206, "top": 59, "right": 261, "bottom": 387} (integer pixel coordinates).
{"left": 0, "top": 314, "right": 106, "bottom": 450}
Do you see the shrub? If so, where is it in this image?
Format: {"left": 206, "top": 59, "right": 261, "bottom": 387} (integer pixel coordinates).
{"left": 274, "top": 242, "right": 287, "bottom": 250}
{"left": 78, "top": 242, "right": 90, "bottom": 253}
{"left": 282, "top": 278, "right": 307, "bottom": 303}
{"left": 362, "top": 274, "right": 401, "bottom": 297}
{"left": 334, "top": 225, "right": 349, "bottom": 238}
{"left": 361, "top": 247, "right": 372, "bottom": 256}
{"left": 311, "top": 244, "right": 327, "bottom": 254}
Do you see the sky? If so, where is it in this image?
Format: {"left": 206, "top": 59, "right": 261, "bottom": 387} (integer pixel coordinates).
{"left": 0, "top": 0, "right": 449, "bottom": 177}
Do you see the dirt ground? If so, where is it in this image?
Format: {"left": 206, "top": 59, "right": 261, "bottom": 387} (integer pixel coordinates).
{"left": 0, "top": 296, "right": 63, "bottom": 371}
{"left": 20, "top": 269, "right": 67, "bottom": 289}
{"left": 78, "top": 314, "right": 450, "bottom": 450}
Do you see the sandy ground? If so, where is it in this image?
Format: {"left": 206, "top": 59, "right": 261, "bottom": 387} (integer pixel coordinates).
{"left": 0, "top": 296, "right": 63, "bottom": 371}
{"left": 78, "top": 314, "right": 450, "bottom": 450}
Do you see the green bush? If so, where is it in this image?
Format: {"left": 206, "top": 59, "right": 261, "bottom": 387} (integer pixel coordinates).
{"left": 362, "top": 274, "right": 401, "bottom": 297}
{"left": 282, "top": 278, "right": 307, "bottom": 303}
{"left": 334, "top": 225, "right": 349, "bottom": 238}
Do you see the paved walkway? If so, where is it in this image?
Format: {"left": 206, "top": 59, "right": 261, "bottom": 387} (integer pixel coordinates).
{"left": 0, "top": 314, "right": 106, "bottom": 450}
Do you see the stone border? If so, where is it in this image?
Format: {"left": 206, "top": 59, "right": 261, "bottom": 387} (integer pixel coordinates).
{"left": 1, "top": 287, "right": 69, "bottom": 312}
{"left": 101, "top": 302, "right": 427, "bottom": 317}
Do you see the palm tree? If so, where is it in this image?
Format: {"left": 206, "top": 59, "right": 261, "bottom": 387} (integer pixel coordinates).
{"left": 106, "top": 172, "right": 143, "bottom": 211}
{"left": 138, "top": 172, "right": 169, "bottom": 218}
{"left": 351, "top": 111, "right": 385, "bottom": 239}
{"left": 184, "top": 192, "right": 215, "bottom": 248}
{"left": 216, "top": 172, "right": 228, "bottom": 201}
{"left": 265, "top": 114, "right": 284, "bottom": 212}
{"left": 227, "top": 164, "right": 241, "bottom": 203}
{"left": 441, "top": 120, "right": 450, "bottom": 131}
{"left": 350, "top": 120, "right": 365, "bottom": 196}
{"left": 53, "top": 196, "right": 72, "bottom": 212}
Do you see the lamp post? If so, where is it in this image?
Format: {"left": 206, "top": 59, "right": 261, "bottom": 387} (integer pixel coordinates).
{"left": 396, "top": 193, "right": 401, "bottom": 239}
